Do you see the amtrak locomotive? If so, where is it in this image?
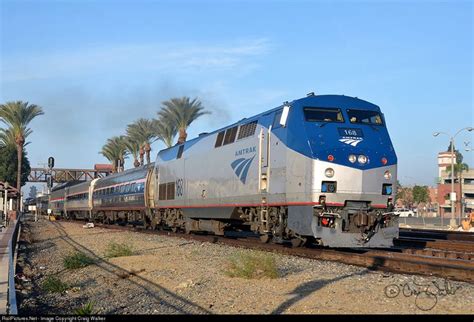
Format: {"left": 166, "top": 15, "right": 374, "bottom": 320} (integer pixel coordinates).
{"left": 49, "top": 94, "right": 399, "bottom": 248}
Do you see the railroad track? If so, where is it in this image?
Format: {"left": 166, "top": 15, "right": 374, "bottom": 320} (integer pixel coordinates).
{"left": 399, "top": 227, "right": 474, "bottom": 242}
{"left": 62, "top": 220, "right": 474, "bottom": 283}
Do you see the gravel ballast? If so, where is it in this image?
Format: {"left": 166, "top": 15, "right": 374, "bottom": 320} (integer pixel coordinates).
{"left": 16, "top": 216, "right": 474, "bottom": 315}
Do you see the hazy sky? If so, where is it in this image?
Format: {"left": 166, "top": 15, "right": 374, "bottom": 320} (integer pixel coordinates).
{"left": 1, "top": 0, "right": 472, "bottom": 192}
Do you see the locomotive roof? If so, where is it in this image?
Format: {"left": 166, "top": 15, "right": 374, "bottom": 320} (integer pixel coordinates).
{"left": 157, "top": 94, "right": 381, "bottom": 158}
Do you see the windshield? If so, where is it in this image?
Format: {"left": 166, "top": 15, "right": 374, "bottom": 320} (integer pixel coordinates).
{"left": 304, "top": 107, "right": 344, "bottom": 123}
{"left": 347, "top": 109, "right": 384, "bottom": 125}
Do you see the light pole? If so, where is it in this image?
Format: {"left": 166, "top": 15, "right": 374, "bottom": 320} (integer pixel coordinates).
{"left": 4, "top": 182, "right": 9, "bottom": 227}
{"left": 433, "top": 127, "right": 474, "bottom": 228}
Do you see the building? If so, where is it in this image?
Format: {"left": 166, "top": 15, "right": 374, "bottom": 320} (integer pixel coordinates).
{"left": 436, "top": 151, "right": 474, "bottom": 217}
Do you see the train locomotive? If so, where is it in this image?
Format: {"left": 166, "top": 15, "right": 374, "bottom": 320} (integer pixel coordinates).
{"left": 49, "top": 94, "right": 399, "bottom": 248}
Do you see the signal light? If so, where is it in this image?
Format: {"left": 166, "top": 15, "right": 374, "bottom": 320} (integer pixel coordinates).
{"left": 381, "top": 157, "right": 388, "bottom": 165}
{"left": 327, "top": 155, "right": 334, "bottom": 162}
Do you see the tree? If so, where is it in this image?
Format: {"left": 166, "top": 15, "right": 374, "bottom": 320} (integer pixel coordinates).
{"left": 394, "top": 180, "right": 403, "bottom": 201}
{"left": 412, "top": 185, "right": 430, "bottom": 204}
{"left": 100, "top": 136, "right": 128, "bottom": 172}
{"left": 0, "top": 101, "right": 44, "bottom": 207}
{"left": 0, "top": 144, "right": 31, "bottom": 188}
{"left": 29, "top": 185, "right": 38, "bottom": 199}
{"left": 0, "top": 127, "right": 17, "bottom": 148}
{"left": 123, "top": 136, "right": 141, "bottom": 168}
{"left": 158, "top": 97, "right": 210, "bottom": 144}
{"left": 445, "top": 162, "right": 469, "bottom": 179}
{"left": 396, "top": 185, "right": 414, "bottom": 208}
{"left": 126, "top": 119, "right": 157, "bottom": 165}
{"left": 153, "top": 118, "right": 178, "bottom": 148}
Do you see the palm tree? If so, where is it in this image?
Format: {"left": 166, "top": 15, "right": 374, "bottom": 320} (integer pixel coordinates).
{"left": 126, "top": 119, "right": 157, "bottom": 165}
{"left": 158, "top": 97, "right": 210, "bottom": 144}
{"left": 0, "top": 101, "right": 44, "bottom": 206}
{"left": 0, "top": 128, "right": 15, "bottom": 148}
{"left": 123, "top": 136, "right": 141, "bottom": 168}
{"left": 445, "top": 163, "right": 469, "bottom": 179}
{"left": 153, "top": 118, "right": 178, "bottom": 148}
{"left": 100, "top": 136, "right": 128, "bottom": 172}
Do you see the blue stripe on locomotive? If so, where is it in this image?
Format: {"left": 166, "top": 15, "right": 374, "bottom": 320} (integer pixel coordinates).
{"left": 157, "top": 95, "right": 397, "bottom": 171}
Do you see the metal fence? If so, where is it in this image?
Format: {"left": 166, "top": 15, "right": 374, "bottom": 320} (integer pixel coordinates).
{"left": 399, "top": 216, "right": 464, "bottom": 228}
{"left": 7, "top": 214, "right": 22, "bottom": 315}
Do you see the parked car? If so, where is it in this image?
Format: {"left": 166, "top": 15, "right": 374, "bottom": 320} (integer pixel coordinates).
{"left": 394, "top": 208, "right": 415, "bottom": 217}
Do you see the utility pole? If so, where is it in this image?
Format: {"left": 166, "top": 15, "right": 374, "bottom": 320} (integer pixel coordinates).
{"left": 4, "top": 182, "right": 9, "bottom": 227}
{"left": 450, "top": 137, "right": 455, "bottom": 228}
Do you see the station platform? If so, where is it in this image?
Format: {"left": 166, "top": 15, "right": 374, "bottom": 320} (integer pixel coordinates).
{"left": 0, "top": 223, "right": 16, "bottom": 314}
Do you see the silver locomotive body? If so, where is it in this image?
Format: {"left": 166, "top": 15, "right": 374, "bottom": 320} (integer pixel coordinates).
{"left": 152, "top": 95, "right": 399, "bottom": 247}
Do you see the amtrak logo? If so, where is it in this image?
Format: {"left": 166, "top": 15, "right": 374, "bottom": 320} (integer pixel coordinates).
{"left": 231, "top": 155, "right": 255, "bottom": 184}
{"left": 339, "top": 138, "right": 363, "bottom": 147}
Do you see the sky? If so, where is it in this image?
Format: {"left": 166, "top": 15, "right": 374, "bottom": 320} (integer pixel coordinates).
{"left": 0, "top": 0, "right": 472, "bottom": 194}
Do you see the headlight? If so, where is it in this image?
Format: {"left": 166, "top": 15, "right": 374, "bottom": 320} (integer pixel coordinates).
{"left": 348, "top": 154, "right": 357, "bottom": 163}
{"left": 325, "top": 168, "right": 335, "bottom": 178}
{"left": 358, "top": 155, "right": 368, "bottom": 164}
{"left": 384, "top": 170, "right": 392, "bottom": 180}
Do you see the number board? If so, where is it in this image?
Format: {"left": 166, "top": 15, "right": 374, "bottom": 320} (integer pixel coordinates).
{"left": 338, "top": 128, "right": 364, "bottom": 138}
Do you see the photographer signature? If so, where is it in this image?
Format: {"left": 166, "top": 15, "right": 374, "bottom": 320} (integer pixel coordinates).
{"left": 384, "top": 278, "right": 461, "bottom": 311}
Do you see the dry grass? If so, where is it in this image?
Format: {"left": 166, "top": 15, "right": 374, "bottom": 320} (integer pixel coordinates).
{"left": 105, "top": 241, "right": 134, "bottom": 258}
{"left": 42, "top": 276, "right": 70, "bottom": 293}
{"left": 63, "top": 252, "right": 95, "bottom": 269}
{"left": 224, "top": 251, "right": 279, "bottom": 279}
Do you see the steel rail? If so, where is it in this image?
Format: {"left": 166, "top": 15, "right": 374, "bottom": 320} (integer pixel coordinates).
{"left": 399, "top": 228, "right": 474, "bottom": 242}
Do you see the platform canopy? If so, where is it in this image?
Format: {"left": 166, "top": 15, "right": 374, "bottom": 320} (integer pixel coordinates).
{"left": 0, "top": 181, "right": 19, "bottom": 198}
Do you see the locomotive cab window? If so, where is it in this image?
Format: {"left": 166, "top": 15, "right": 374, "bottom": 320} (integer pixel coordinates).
{"left": 347, "top": 109, "right": 384, "bottom": 125}
{"left": 304, "top": 107, "right": 344, "bottom": 123}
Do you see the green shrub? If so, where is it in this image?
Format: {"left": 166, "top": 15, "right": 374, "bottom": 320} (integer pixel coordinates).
{"left": 42, "top": 276, "right": 69, "bottom": 293}
{"left": 74, "top": 301, "right": 95, "bottom": 315}
{"left": 224, "top": 251, "right": 279, "bottom": 279}
{"left": 105, "top": 242, "right": 134, "bottom": 258}
{"left": 63, "top": 252, "right": 95, "bottom": 269}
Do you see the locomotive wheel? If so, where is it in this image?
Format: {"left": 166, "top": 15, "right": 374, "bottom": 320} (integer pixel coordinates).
{"left": 259, "top": 234, "right": 272, "bottom": 243}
